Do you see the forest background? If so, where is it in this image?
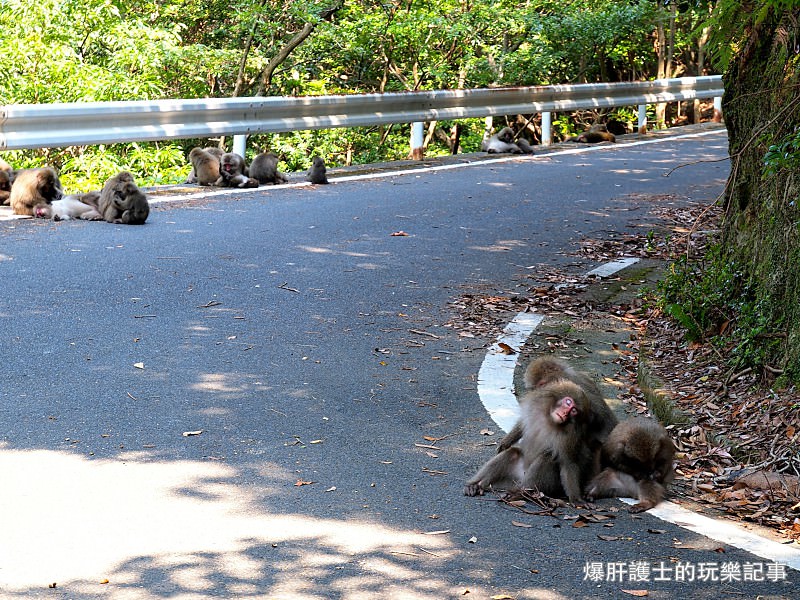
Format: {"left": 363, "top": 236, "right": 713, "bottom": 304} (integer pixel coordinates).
{"left": 0, "top": 0, "right": 714, "bottom": 190}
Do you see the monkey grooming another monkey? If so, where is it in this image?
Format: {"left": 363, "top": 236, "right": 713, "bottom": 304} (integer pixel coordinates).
{"left": 9, "top": 167, "right": 63, "bottom": 218}
{"left": 585, "top": 417, "right": 675, "bottom": 513}
{"left": 98, "top": 171, "right": 150, "bottom": 224}
{"left": 465, "top": 379, "right": 595, "bottom": 503}
{"left": 188, "top": 147, "right": 223, "bottom": 185}
{"left": 215, "top": 152, "right": 259, "bottom": 188}
{"left": 249, "top": 151, "right": 289, "bottom": 185}
{"left": 498, "top": 357, "right": 618, "bottom": 464}
{"left": 306, "top": 156, "right": 329, "bottom": 184}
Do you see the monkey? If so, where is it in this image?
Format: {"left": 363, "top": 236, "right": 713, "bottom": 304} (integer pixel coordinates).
{"left": 0, "top": 169, "right": 11, "bottom": 205}
{"left": 187, "top": 147, "right": 223, "bottom": 185}
{"left": 214, "top": 152, "right": 259, "bottom": 188}
{"left": 482, "top": 127, "right": 524, "bottom": 154}
{"left": 98, "top": 171, "right": 150, "bottom": 224}
{"left": 50, "top": 192, "right": 103, "bottom": 221}
{"left": 465, "top": 380, "right": 596, "bottom": 503}
{"left": 515, "top": 137, "right": 535, "bottom": 155}
{"left": 249, "top": 151, "right": 289, "bottom": 185}
{"left": 567, "top": 124, "right": 617, "bottom": 143}
{"left": 585, "top": 417, "right": 676, "bottom": 513}
{"left": 0, "top": 156, "right": 12, "bottom": 173}
{"left": 306, "top": 156, "right": 329, "bottom": 184}
{"left": 9, "top": 167, "right": 63, "bottom": 218}
{"left": 497, "top": 357, "right": 618, "bottom": 471}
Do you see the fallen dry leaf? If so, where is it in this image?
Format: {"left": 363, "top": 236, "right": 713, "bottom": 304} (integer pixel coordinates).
{"left": 182, "top": 430, "right": 203, "bottom": 437}
{"left": 511, "top": 520, "right": 532, "bottom": 528}
{"left": 424, "top": 530, "right": 451, "bottom": 535}
{"left": 133, "top": 362, "right": 144, "bottom": 369}
{"left": 294, "top": 479, "right": 315, "bottom": 486}
{"left": 468, "top": 536, "right": 477, "bottom": 544}
{"left": 497, "top": 342, "right": 516, "bottom": 355}
{"left": 491, "top": 595, "right": 516, "bottom": 600}
{"left": 621, "top": 590, "right": 648, "bottom": 597}
{"left": 480, "top": 428, "right": 495, "bottom": 436}
{"left": 390, "top": 230, "right": 410, "bottom": 236}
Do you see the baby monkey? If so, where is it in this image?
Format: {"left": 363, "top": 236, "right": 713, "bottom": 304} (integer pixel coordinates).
{"left": 586, "top": 417, "right": 675, "bottom": 513}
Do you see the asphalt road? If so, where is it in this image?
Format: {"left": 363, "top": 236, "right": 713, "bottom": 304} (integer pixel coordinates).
{"left": 1, "top": 127, "right": 795, "bottom": 599}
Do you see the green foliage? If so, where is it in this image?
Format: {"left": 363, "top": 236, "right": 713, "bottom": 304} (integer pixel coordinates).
{"left": 0, "top": 0, "right": 720, "bottom": 186}
{"left": 763, "top": 127, "right": 800, "bottom": 177}
{"left": 657, "top": 244, "right": 786, "bottom": 373}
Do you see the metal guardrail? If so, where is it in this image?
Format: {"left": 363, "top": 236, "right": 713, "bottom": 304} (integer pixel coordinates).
{"left": 0, "top": 76, "right": 723, "bottom": 152}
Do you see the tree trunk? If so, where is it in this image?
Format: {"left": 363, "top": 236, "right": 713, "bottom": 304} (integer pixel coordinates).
{"left": 721, "top": 8, "right": 800, "bottom": 379}
{"left": 254, "top": 1, "right": 344, "bottom": 96}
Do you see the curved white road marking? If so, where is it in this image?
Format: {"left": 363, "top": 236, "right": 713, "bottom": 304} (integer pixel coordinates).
{"left": 477, "top": 313, "right": 545, "bottom": 433}
{"left": 477, "top": 257, "right": 800, "bottom": 571}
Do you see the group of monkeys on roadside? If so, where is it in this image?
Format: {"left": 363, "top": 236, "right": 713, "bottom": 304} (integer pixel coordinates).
{"left": 0, "top": 158, "right": 150, "bottom": 224}
{"left": 482, "top": 124, "right": 617, "bottom": 155}
{"left": 0, "top": 147, "right": 329, "bottom": 224}
{"left": 186, "top": 147, "right": 329, "bottom": 187}
{"left": 465, "top": 356, "right": 675, "bottom": 513}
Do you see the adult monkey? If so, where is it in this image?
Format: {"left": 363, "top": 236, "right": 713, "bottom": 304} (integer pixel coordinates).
{"left": 465, "top": 380, "right": 595, "bottom": 503}
{"left": 249, "top": 151, "right": 289, "bottom": 185}
{"left": 187, "top": 147, "right": 223, "bottom": 185}
{"left": 215, "top": 153, "right": 259, "bottom": 188}
{"left": 497, "top": 356, "right": 618, "bottom": 464}
{"left": 9, "top": 167, "right": 63, "bottom": 218}
{"left": 482, "top": 127, "right": 524, "bottom": 154}
{"left": 98, "top": 171, "right": 150, "bottom": 224}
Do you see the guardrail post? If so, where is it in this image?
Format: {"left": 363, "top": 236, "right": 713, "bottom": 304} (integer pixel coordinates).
{"left": 638, "top": 104, "right": 648, "bottom": 134}
{"left": 233, "top": 134, "right": 247, "bottom": 158}
{"left": 541, "top": 111, "right": 552, "bottom": 146}
{"left": 713, "top": 96, "right": 723, "bottom": 122}
{"left": 410, "top": 122, "right": 424, "bottom": 160}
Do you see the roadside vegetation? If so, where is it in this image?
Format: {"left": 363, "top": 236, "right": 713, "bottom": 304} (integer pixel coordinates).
{"left": 0, "top": 0, "right": 712, "bottom": 188}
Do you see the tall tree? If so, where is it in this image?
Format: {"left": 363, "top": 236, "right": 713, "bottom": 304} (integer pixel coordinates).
{"left": 710, "top": 1, "right": 800, "bottom": 380}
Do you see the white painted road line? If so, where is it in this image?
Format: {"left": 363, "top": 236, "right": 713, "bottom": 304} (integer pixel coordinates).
{"left": 476, "top": 258, "right": 800, "bottom": 570}
{"left": 476, "top": 313, "right": 544, "bottom": 433}
{"left": 624, "top": 498, "right": 800, "bottom": 571}
{"left": 586, "top": 257, "right": 641, "bottom": 278}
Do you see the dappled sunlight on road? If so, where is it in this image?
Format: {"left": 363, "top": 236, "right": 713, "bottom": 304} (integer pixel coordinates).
{"left": 469, "top": 239, "right": 528, "bottom": 252}
{"left": 0, "top": 445, "right": 462, "bottom": 598}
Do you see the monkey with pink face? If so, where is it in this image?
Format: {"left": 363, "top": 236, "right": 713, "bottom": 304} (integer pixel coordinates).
{"left": 465, "top": 379, "right": 596, "bottom": 503}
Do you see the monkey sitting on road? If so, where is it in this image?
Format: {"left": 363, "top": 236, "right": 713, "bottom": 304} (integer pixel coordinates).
{"left": 187, "top": 147, "right": 223, "bottom": 185}
{"left": 250, "top": 151, "right": 289, "bottom": 185}
{"left": 306, "top": 156, "right": 329, "bottom": 185}
{"left": 498, "top": 356, "right": 618, "bottom": 476}
{"left": 98, "top": 171, "right": 150, "bottom": 224}
{"left": 465, "top": 379, "right": 596, "bottom": 503}
{"left": 215, "top": 153, "right": 259, "bottom": 188}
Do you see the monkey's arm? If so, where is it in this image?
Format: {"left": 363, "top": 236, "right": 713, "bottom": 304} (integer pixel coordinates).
{"left": 496, "top": 421, "right": 523, "bottom": 453}
{"left": 464, "top": 447, "right": 524, "bottom": 497}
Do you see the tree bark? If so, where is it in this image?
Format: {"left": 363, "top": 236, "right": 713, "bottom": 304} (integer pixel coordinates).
{"left": 721, "top": 7, "right": 800, "bottom": 379}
